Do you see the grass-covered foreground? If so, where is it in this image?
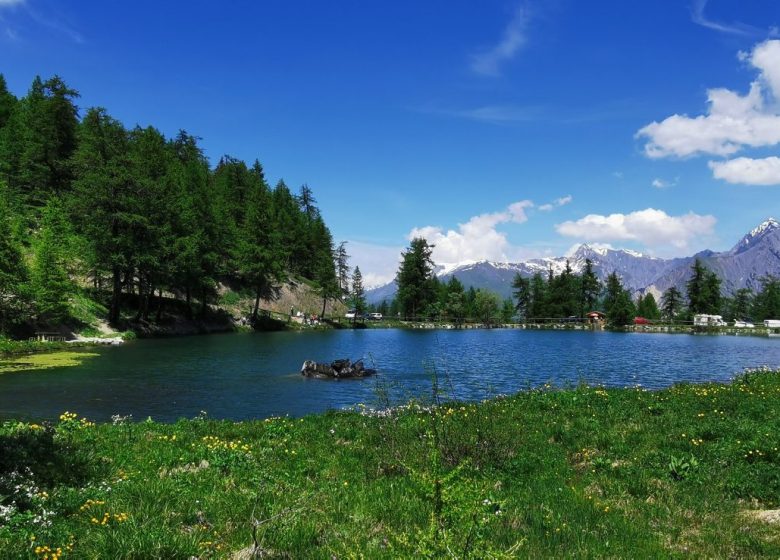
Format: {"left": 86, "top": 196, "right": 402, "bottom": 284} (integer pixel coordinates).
{"left": 2, "top": 370, "right": 780, "bottom": 558}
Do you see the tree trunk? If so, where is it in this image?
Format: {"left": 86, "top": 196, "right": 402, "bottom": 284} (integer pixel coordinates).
{"left": 185, "top": 285, "right": 193, "bottom": 320}
{"left": 320, "top": 296, "right": 327, "bottom": 319}
{"left": 110, "top": 266, "right": 122, "bottom": 325}
{"left": 155, "top": 287, "right": 163, "bottom": 322}
{"left": 252, "top": 290, "right": 261, "bottom": 321}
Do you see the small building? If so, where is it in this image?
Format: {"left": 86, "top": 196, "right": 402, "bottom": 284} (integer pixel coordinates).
{"left": 586, "top": 311, "right": 606, "bottom": 326}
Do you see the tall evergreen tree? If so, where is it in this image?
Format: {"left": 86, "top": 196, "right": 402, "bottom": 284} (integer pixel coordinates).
{"left": 349, "top": 266, "right": 366, "bottom": 324}
{"left": 31, "top": 198, "right": 73, "bottom": 324}
{"left": 169, "top": 131, "right": 219, "bottom": 317}
{"left": 753, "top": 276, "right": 780, "bottom": 321}
{"left": 729, "top": 288, "right": 754, "bottom": 321}
{"left": 511, "top": 273, "right": 531, "bottom": 319}
{"left": 686, "top": 259, "right": 721, "bottom": 315}
{"left": 335, "top": 241, "right": 350, "bottom": 298}
{"left": 528, "top": 272, "right": 547, "bottom": 319}
{"left": 0, "top": 182, "right": 28, "bottom": 333}
{"left": 661, "top": 286, "right": 684, "bottom": 322}
{"left": 395, "top": 237, "right": 436, "bottom": 319}
{"left": 580, "top": 258, "right": 601, "bottom": 314}
{"left": 69, "top": 107, "right": 132, "bottom": 324}
{"left": 604, "top": 272, "right": 635, "bottom": 326}
{"left": 16, "top": 76, "right": 80, "bottom": 203}
{"left": 637, "top": 292, "right": 660, "bottom": 320}
{"left": 236, "top": 164, "right": 284, "bottom": 321}
{"left": 0, "top": 75, "right": 17, "bottom": 130}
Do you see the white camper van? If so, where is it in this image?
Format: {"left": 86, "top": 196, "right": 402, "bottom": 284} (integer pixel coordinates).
{"left": 693, "top": 314, "right": 726, "bottom": 327}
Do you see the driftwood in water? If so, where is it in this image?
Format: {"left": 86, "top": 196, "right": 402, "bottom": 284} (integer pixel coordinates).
{"left": 301, "top": 358, "right": 376, "bottom": 379}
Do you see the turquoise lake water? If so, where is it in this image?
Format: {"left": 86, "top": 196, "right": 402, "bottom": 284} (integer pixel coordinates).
{"left": 1, "top": 329, "right": 779, "bottom": 422}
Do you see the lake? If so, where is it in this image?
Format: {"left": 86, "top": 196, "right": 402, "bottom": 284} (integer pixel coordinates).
{"left": 1, "top": 329, "right": 779, "bottom": 422}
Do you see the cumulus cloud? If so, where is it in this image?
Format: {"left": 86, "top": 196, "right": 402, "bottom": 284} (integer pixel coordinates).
{"left": 470, "top": 4, "right": 530, "bottom": 77}
{"left": 538, "top": 195, "right": 573, "bottom": 211}
{"left": 347, "top": 241, "right": 404, "bottom": 288}
{"left": 408, "top": 200, "right": 534, "bottom": 263}
{"left": 637, "top": 40, "right": 780, "bottom": 159}
{"left": 709, "top": 156, "right": 780, "bottom": 185}
{"left": 555, "top": 208, "right": 716, "bottom": 254}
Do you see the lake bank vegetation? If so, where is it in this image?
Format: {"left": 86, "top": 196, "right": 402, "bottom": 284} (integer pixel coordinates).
{"left": 0, "top": 74, "right": 344, "bottom": 345}
{"left": 1, "top": 367, "right": 780, "bottom": 557}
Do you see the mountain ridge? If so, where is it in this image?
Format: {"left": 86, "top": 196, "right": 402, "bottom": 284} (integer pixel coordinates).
{"left": 366, "top": 219, "right": 780, "bottom": 303}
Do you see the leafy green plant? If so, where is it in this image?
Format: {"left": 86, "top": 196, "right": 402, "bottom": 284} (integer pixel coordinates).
{"left": 668, "top": 453, "right": 699, "bottom": 481}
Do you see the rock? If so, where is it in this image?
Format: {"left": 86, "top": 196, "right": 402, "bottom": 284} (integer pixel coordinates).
{"left": 301, "top": 358, "right": 376, "bottom": 379}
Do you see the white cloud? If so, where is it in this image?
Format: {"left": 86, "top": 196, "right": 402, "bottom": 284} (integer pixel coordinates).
{"left": 690, "top": 0, "right": 759, "bottom": 36}
{"left": 637, "top": 40, "right": 780, "bottom": 159}
{"left": 469, "top": 4, "right": 530, "bottom": 77}
{"left": 651, "top": 177, "right": 678, "bottom": 189}
{"left": 347, "top": 241, "right": 404, "bottom": 289}
{"left": 709, "top": 156, "right": 780, "bottom": 185}
{"left": 0, "top": 0, "right": 25, "bottom": 7}
{"left": 408, "top": 200, "right": 535, "bottom": 263}
{"left": 555, "top": 208, "right": 717, "bottom": 254}
{"left": 538, "top": 195, "right": 572, "bottom": 211}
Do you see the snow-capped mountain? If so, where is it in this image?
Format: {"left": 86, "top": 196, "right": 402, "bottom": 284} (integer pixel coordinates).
{"left": 365, "top": 218, "right": 780, "bottom": 303}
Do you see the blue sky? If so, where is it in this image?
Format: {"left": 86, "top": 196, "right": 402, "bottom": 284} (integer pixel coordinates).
{"left": 2, "top": 0, "right": 780, "bottom": 285}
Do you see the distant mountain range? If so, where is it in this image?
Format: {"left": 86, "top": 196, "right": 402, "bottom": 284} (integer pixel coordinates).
{"left": 366, "top": 218, "right": 780, "bottom": 304}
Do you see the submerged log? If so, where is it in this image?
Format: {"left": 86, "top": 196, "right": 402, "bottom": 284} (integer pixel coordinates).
{"left": 301, "top": 358, "right": 376, "bottom": 379}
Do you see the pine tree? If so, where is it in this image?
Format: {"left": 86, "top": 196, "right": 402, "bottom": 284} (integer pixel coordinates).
{"left": 169, "top": 131, "right": 219, "bottom": 318}
{"left": 0, "top": 74, "right": 17, "bottom": 130}
{"left": 580, "top": 258, "right": 601, "bottom": 314}
{"left": 395, "top": 238, "right": 436, "bottom": 319}
{"left": 335, "top": 241, "right": 350, "bottom": 298}
{"left": 310, "top": 217, "right": 339, "bottom": 318}
{"left": 69, "top": 107, "right": 132, "bottom": 324}
{"left": 661, "top": 286, "right": 684, "bottom": 321}
{"left": 637, "top": 292, "right": 660, "bottom": 319}
{"left": 753, "top": 276, "right": 780, "bottom": 321}
{"left": 349, "top": 266, "right": 366, "bottom": 324}
{"left": 31, "top": 198, "right": 73, "bottom": 324}
{"left": 511, "top": 274, "right": 531, "bottom": 319}
{"left": 528, "top": 273, "right": 547, "bottom": 320}
{"left": 0, "top": 182, "right": 28, "bottom": 333}
{"left": 236, "top": 165, "right": 284, "bottom": 321}
{"left": 17, "top": 76, "right": 80, "bottom": 203}
{"left": 686, "top": 259, "right": 721, "bottom": 315}
{"left": 603, "top": 272, "right": 635, "bottom": 326}
{"left": 729, "top": 288, "right": 753, "bottom": 321}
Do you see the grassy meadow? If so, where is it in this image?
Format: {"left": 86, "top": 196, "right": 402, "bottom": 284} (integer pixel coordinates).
{"left": 1, "top": 368, "right": 780, "bottom": 558}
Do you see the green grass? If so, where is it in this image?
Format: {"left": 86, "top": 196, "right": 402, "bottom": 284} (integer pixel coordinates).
{"left": 2, "top": 369, "right": 780, "bottom": 558}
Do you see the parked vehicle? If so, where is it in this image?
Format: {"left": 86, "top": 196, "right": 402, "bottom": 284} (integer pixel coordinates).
{"left": 693, "top": 314, "right": 726, "bottom": 327}
{"left": 733, "top": 320, "right": 755, "bottom": 328}
{"left": 344, "top": 310, "right": 356, "bottom": 319}
{"left": 633, "top": 317, "right": 651, "bottom": 325}
{"left": 765, "top": 319, "right": 780, "bottom": 328}
{"left": 369, "top": 312, "right": 383, "bottom": 320}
